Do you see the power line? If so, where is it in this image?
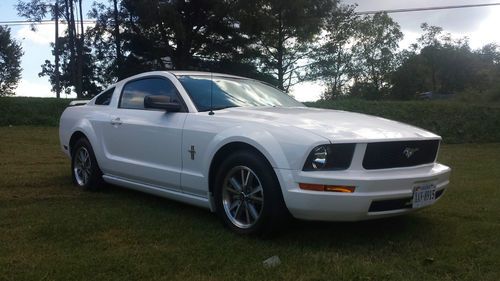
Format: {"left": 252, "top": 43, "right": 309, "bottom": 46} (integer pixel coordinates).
{"left": 1, "top": 2, "right": 499, "bottom": 27}
{"left": 0, "top": 19, "right": 96, "bottom": 26}
{"left": 357, "top": 2, "right": 500, "bottom": 15}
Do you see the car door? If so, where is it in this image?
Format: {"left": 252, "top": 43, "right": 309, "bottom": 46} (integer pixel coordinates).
{"left": 100, "top": 76, "right": 187, "bottom": 190}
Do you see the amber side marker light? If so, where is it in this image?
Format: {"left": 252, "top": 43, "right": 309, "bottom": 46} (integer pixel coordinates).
{"left": 299, "top": 183, "right": 355, "bottom": 193}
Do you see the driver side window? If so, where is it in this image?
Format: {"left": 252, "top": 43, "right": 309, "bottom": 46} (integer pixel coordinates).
{"left": 120, "top": 77, "right": 181, "bottom": 110}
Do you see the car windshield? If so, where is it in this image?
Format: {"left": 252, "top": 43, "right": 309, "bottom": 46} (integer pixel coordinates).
{"left": 177, "top": 75, "right": 304, "bottom": 112}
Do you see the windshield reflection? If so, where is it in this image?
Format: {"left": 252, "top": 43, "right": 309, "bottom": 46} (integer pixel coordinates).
{"left": 177, "top": 75, "right": 304, "bottom": 112}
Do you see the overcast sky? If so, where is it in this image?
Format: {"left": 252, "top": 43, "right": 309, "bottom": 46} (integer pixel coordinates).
{"left": 1, "top": 0, "right": 499, "bottom": 100}
{"left": 292, "top": 0, "right": 500, "bottom": 101}
{"left": 345, "top": 0, "right": 500, "bottom": 48}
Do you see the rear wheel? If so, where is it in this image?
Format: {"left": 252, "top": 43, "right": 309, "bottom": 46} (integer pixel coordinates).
{"left": 71, "top": 138, "right": 103, "bottom": 191}
{"left": 214, "top": 150, "right": 289, "bottom": 235}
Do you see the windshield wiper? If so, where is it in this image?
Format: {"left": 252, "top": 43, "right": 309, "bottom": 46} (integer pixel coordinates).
{"left": 204, "top": 105, "right": 239, "bottom": 111}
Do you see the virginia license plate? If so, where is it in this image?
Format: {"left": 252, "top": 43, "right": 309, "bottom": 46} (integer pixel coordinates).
{"left": 412, "top": 184, "right": 436, "bottom": 208}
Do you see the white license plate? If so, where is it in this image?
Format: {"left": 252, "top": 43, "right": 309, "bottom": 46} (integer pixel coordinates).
{"left": 412, "top": 184, "right": 436, "bottom": 208}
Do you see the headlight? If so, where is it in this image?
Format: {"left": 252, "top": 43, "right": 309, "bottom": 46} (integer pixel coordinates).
{"left": 311, "top": 145, "right": 328, "bottom": 169}
{"left": 303, "top": 144, "right": 356, "bottom": 171}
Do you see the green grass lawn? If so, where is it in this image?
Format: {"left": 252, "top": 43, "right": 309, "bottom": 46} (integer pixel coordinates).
{"left": 1, "top": 127, "right": 499, "bottom": 281}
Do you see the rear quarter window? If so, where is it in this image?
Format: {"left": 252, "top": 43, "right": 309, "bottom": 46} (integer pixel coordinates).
{"left": 95, "top": 87, "right": 115, "bottom": 105}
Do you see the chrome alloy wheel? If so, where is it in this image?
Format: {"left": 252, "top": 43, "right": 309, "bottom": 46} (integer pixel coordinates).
{"left": 73, "top": 147, "right": 92, "bottom": 186}
{"left": 222, "top": 166, "right": 264, "bottom": 229}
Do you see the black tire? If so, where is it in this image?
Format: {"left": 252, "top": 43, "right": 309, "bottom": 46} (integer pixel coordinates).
{"left": 214, "top": 150, "right": 289, "bottom": 235}
{"left": 71, "top": 138, "right": 104, "bottom": 191}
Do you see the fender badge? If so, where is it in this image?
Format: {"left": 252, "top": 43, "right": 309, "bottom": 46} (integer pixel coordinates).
{"left": 188, "top": 145, "right": 196, "bottom": 160}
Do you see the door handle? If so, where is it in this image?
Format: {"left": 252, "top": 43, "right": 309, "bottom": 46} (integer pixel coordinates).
{"left": 110, "top": 117, "right": 122, "bottom": 126}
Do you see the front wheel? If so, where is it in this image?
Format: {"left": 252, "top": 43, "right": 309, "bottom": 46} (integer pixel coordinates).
{"left": 71, "top": 138, "right": 103, "bottom": 191}
{"left": 214, "top": 150, "right": 289, "bottom": 235}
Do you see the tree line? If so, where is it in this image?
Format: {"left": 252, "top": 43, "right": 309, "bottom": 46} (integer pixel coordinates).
{"left": 0, "top": 26, "right": 23, "bottom": 96}
{"left": 2, "top": 0, "right": 499, "bottom": 102}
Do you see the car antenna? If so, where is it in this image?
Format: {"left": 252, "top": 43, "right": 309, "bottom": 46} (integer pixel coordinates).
{"left": 209, "top": 72, "right": 214, "bottom": 115}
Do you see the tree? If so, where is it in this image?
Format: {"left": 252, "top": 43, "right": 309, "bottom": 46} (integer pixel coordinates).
{"left": 120, "top": 0, "right": 250, "bottom": 70}
{"left": 0, "top": 26, "right": 23, "bottom": 96}
{"left": 16, "top": 0, "right": 52, "bottom": 28}
{"left": 390, "top": 51, "right": 430, "bottom": 99}
{"left": 17, "top": 0, "right": 61, "bottom": 97}
{"left": 350, "top": 12, "right": 403, "bottom": 99}
{"left": 308, "top": 2, "right": 358, "bottom": 99}
{"left": 416, "top": 23, "right": 444, "bottom": 93}
{"left": 112, "top": 0, "right": 123, "bottom": 79}
{"left": 417, "top": 23, "right": 443, "bottom": 48}
{"left": 238, "top": 0, "right": 334, "bottom": 91}
{"left": 86, "top": 1, "right": 121, "bottom": 85}
{"left": 36, "top": 0, "right": 270, "bottom": 96}
{"left": 473, "top": 43, "right": 500, "bottom": 95}
{"left": 17, "top": 0, "right": 86, "bottom": 97}
{"left": 40, "top": 34, "right": 104, "bottom": 97}
{"left": 391, "top": 24, "right": 484, "bottom": 99}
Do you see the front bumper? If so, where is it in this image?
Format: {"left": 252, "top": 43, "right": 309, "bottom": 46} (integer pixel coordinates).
{"left": 275, "top": 163, "right": 451, "bottom": 221}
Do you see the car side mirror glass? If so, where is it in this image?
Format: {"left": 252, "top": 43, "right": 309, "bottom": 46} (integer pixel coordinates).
{"left": 144, "top": 95, "right": 181, "bottom": 112}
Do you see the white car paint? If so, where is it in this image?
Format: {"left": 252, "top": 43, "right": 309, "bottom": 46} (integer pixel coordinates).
{"left": 59, "top": 71, "right": 451, "bottom": 221}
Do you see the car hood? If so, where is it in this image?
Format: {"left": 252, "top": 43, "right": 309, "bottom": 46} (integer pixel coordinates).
{"left": 218, "top": 106, "right": 440, "bottom": 142}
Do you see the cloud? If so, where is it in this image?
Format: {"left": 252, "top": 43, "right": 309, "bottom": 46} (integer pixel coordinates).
{"left": 16, "top": 78, "right": 78, "bottom": 98}
{"left": 16, "top": 24, "right": 59, "bottom": 45}
{"left": 341, "top": 0, "right": 500, "bottom": 48}
{"left": 13, "top": 22, "right": 92, "bottom": 99}
{"left": 290, "top": 81, "right": 323, "bottom": 102}
{"left": 15, "top": 22, "right": 95, "bottom": 45}
{"left": 468, "top": 6, "right": 500, "bottom": 48}
{"left": 390, "top": 5, "right": 492, "bottom": 34}
{"left": 16, "top": 78, "right": 53, "bottom": 97}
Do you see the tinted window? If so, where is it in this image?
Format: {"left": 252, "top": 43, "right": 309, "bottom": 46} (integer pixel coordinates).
{"left": 120, "top": 77, "right": 180, "bottom": 109}
{"left": 95, "top": 87, "right": 114, "bottom": 105}
{"left": 177, "top": 75, "right": 304, "bottom": 112}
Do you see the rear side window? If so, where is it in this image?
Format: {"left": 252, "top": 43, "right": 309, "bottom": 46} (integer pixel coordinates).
{"left": 120, "top": 77, "right": 181, "bottom": 110}
{"left": 95, "top": 87, "right": 114, "bottom": 105}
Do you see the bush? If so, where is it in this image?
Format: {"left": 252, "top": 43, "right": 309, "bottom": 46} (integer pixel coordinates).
{"left": 456, "top": 84, "right": 500, "bottom": 104}
{"left": 2, "top": 97, "right": 500, "bottom": 144}
{"left": 0, "top": 97, "right": 72, "bottom": 126}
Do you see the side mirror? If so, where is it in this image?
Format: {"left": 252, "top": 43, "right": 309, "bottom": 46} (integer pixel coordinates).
{"left": 144, "top": 95, "right": 181, "bottom": 112}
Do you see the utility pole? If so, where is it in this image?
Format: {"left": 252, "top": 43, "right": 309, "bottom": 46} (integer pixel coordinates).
{"left": 77, "top": 0, "right": 84, "bottom": 98}
{"left": 54, "top": 0, "right": 60, "bottom": 98}
{"left": 113, "top": 0, "right": 122, "bottom": 79}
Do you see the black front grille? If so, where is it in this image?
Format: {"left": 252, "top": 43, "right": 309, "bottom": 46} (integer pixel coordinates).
{"left": 363, "top": 140, "right": 439, "bottom": 170}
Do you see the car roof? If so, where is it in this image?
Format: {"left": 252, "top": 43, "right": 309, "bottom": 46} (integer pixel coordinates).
{"left": 168, "top": 70, "right": 248, "bottom": 80}
{"left": 97, "top": 70, "right": 251, "bottom": 97}
{"left": 118, "top": 71, "right": 249, "bottom": 85}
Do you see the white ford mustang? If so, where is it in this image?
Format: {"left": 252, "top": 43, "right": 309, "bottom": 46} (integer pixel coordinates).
{"left": 59, "top": 71, "right": 451, "bottom": 235}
